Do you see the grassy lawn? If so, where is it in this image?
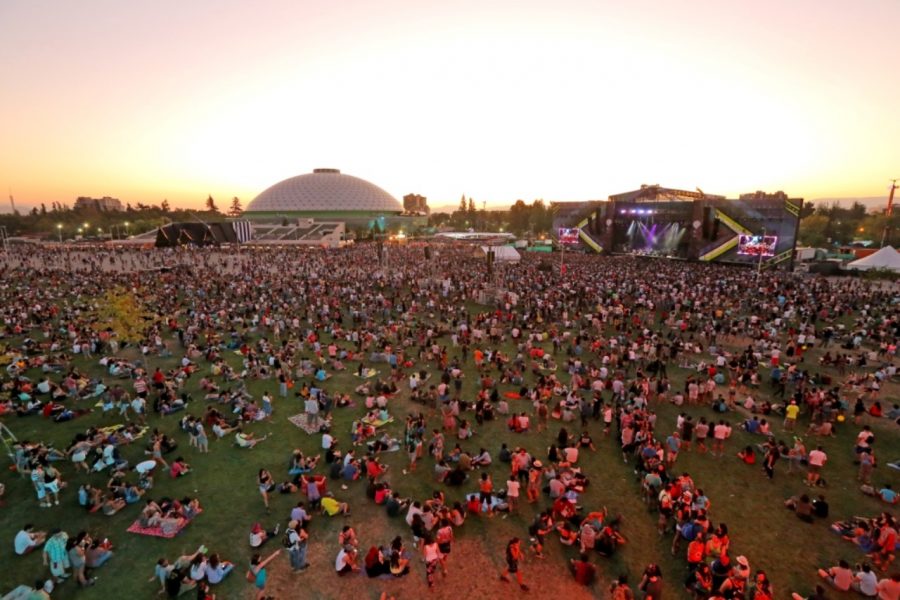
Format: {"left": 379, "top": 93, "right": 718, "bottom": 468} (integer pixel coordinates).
{"left": 0, "top": 287, "right": 898, "bottom": 600}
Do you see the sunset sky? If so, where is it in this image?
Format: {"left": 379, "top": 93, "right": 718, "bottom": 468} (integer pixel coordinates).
{"left": 1, "top": 0, "right": 898, "bottom": 210}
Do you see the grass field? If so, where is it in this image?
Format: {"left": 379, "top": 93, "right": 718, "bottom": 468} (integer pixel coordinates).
{"left": 0, "top": 306, "right": 898, "bottom": 600}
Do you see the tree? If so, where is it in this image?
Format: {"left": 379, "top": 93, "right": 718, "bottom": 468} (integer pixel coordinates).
{"left": 206, "top": 195, "right": 219, "bottom": 213}
{"left": 40, "top": 203, "right": 47, "bottom": 215}
{"left": 459, "top": 194, "right": 467, "bottom": 213}
{"left": 428, "top": 212, "right": 451, "bottom": 228}
{"left": 228, "top": 197, "right": 243, "bottom": 218}
{"left": 508, "top": 200, "right": 531, "bottom": 234}
{"left": 467, "top": 198, "right": 476, "bottom": 215}
{"left": 531, "top": 199, "right": 553, "bottom": 234}
{"left": 92, "top": 287, "right": 152, "bottom": 343}
{"left": 160, "top": 199, "right": 171, "bottom": 212}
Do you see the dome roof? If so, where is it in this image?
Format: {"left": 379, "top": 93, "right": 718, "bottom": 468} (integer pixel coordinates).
{"left": 247, "top": 169, "right": 402, "bottom": 213}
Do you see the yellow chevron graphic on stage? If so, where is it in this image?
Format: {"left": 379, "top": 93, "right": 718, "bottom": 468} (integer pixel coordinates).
{"left": 574, "top": 217, "right": 603, "bottom": 253}
{"left": 784, "top": 201, "right": 800, "bottom": 217}
{"left": 700, "top": 235, "right": 739, "bottom": 261}
{"left": 763, "top": 249, "right": 793, "bottom": 269}
{"left": 578, "top": 229, "right": 602, "bottom": 252}
{"left": 714, "top": 210, "right": 752, "bottom": 235}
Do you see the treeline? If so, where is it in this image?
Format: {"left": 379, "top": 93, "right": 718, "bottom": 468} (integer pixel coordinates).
{"left": 428, "top": 197, "right": 554, "bottom": 236}
{"left": 0, "top": 196, "right": 244, "bottom": 239}
{"left": 798, "top": 201, "right": 900, "bottom": 247}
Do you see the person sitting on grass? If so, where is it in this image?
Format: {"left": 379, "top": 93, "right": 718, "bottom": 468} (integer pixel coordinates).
{"left": 14, "top": 524, "right": 47, "bottom": 555}
{"left": 101, "top": 492, "right": 127, "bottom": 516}
{"left": 321, "top": 492, "right": 351, "bottom": 516}
{"left": 248, "top": 522, "right": 280, "bottom": 548}
{"left": 784, "top": 494, "right": 815, "bottom": 523}
{"left": 736, "top": 446, "right": 756, "bottom": 465}
{"left": 170, "top": 457, "right": 191, "bottom": 478}
{"left": 335, "top": 546, "right": 359, "bottom": 575}
{"left": 204, "top": 553, "right": 234, "bottom": 585}
{"left": 570, "top": 553, "right": 597, "bottom": 586}
{"left": 211, "top": 418, "right": 236, "bottom": 439}
{"left": 149, "top": 547, "right": 206, "bottom": 594}
{"left": 85, "top": 537, "right": 114, "bottom": 569}
{"left": 879, "top": 484, "right": 899, "bottom": 505}
{"left": 235, "top": 429, "right": 268, "bottom": 449}
{"left": 817, "top": 559, "right": 853, "bottom": 592}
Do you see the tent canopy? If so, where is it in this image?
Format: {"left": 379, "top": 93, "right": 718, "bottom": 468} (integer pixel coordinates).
{"left": 474, "top": 245, "right": 521, "bottom": 262}
{"left": 847, "top": 246, "right": 900, "bottom": 272}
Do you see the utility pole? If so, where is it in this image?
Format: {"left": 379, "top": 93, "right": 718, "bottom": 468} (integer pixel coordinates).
{"left": 756, "top": 228, "right": 767, "bottom": 281}
{"left": 560, "top": 229, "right": 568, "bottom": 276}
{"left": 881, "top": 179, "right": 898, "bottom": 248}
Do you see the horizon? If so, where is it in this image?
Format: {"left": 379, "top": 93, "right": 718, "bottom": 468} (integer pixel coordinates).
{"left": 2, "top": 0, "right": 898, "bottom": 210}
{"left": 1, "top": 193, "right": 893, "bottom": 215}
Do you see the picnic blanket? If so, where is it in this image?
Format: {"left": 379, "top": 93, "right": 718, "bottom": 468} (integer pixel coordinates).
{"left": 355, "top": 368, "right": 379, "bottom": 378}
{"left": 503, "top": 391, "right": 523, "bottom": 400}
{"left": 361, "top": 416, "right": 394, "bottom": 428}
{"left": 288, "top": 413, "right": 328, "bottom": 435}
{"left": 98, "top": 424, "right": 149, "bottom": 441}
{"left": 127, "top": 510, "right": 202, "bottom": 539}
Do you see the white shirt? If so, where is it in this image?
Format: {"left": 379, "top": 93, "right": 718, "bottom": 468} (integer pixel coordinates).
{"left": 14, "top": 530, "right": 35, "bottom": 555}
{"left": 856, "top": 570, "right": 878, "bottom": 596}
{"left": 322, "top": 433, "right": 333, "bottom": 449}
{"left": 506, "top": 480, "right": 520, "bottom": 497}
{"left": 335, "top": 549, "right": 350, "bottom": 571}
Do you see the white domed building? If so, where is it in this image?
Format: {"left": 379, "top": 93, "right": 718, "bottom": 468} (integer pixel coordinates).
{"left": 238, "top": 169, "right": 425, "bottom": 245}
{"left": 245, "top": 168, "right": 403, "bottom": 218}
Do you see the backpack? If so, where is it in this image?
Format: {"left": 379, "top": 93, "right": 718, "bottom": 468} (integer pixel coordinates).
{"left": 282, "top": 530, "right": 294, "bottom": 548}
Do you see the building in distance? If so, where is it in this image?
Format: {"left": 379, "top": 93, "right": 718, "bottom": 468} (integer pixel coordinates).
{"left": 403, "top": 193, "right": 429, "bottom": 215}
{"left": 74, "top": 196, "right": 124, "bottom": 211}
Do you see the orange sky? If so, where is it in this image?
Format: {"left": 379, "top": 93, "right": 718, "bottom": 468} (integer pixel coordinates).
{"left": 1, "top": 0, "right": 898, "bottom": 210}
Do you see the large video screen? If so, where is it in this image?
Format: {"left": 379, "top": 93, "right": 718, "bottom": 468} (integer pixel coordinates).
{"left": 738, "top": 234, "right": 778, "bottom": 257}
{"left": 558, "top": 228, "right": 581, "bottom": 245}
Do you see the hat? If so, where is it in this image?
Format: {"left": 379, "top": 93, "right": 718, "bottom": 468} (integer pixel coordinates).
{"left": 736, "top": 555, "right": 749, "bottom": 568}
{"left": 532, "top": 460, "right": 543, "bottom": 468}
{"left": 251, "top": 523, "right": 262, "bottom": 533}
{"left": 43, "top": 580, "right": 54, "bottom": 593}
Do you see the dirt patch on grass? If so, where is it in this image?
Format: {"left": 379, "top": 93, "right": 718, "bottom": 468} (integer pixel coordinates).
{"left": 262, "top": 537, "right": 599, "bottom": 600}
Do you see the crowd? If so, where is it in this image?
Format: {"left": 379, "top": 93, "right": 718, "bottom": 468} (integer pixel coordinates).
{"left": 0, "top": 243, "right": 898, "bottom": 599}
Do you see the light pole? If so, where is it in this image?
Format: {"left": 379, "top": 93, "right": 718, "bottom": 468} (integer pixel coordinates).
{"left": 124, "top": 221, "right": 130, "bottom": 238}
{"left": 56, "top": 223, "right": 63, "bottom": 243}
{"left": 756, "top": 228, "right": 767, "bottom": 280}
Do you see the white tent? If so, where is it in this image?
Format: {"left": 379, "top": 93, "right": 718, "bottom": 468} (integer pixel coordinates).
{"left": 847, "top": 246, "right": 900, "bottom": 272}
{"left": 476, "top": 245, "right": 521, "bottom": 262}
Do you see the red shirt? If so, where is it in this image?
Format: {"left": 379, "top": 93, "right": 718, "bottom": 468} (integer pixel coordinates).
{"left": 572, "top": 560, "right": 596, "bottom": 585}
